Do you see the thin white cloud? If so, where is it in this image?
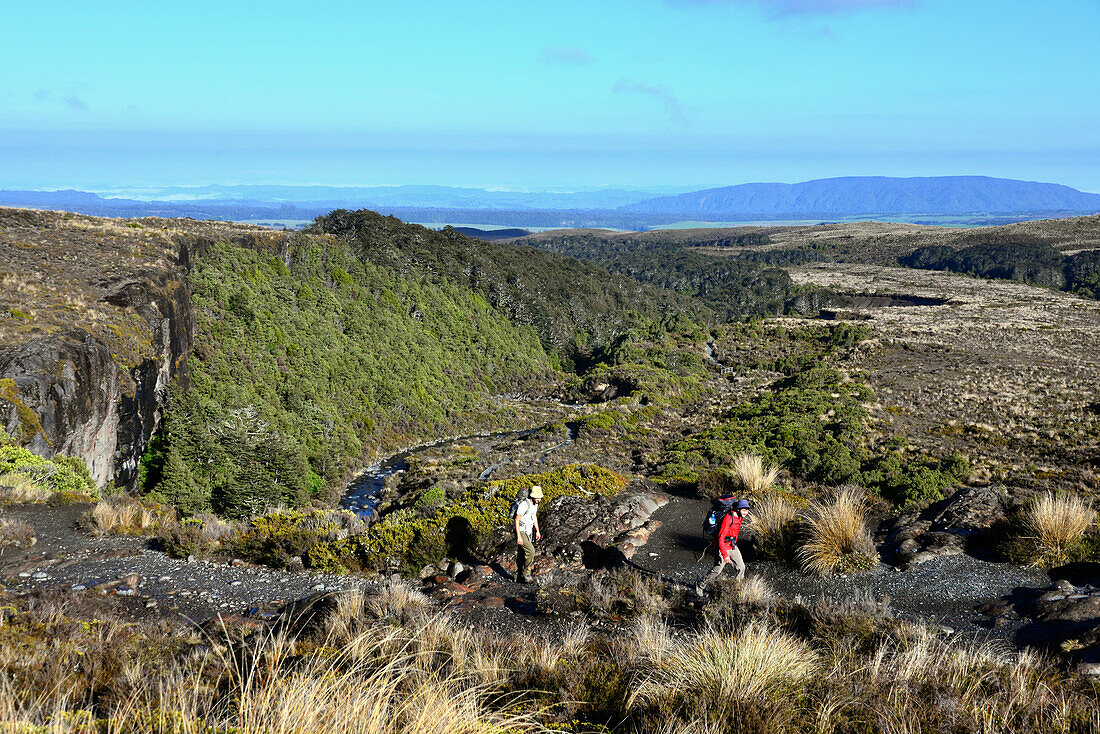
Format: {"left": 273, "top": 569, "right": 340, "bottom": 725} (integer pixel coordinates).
{"left": 540, "top": 46, "right": 595, "bottom": 65}
{"left": 668, "top": 0, "right": 918, "bottom": 16}
{"left": 613, "top": 78, "right": 685, "bottom": 124}
{"left": 63, "top": 95, "right": 88, "bottom": 111}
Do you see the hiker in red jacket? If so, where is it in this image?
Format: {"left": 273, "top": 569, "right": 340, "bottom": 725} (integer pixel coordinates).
{"left": 696, "top": 499, "right": 751, "bottom": 596}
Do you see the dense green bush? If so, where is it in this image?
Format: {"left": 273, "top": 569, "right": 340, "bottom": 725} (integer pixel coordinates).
{"left": 509, "top": 230, "right": 800, "bottom": 320}
{"left": 145, "top": 236, "right": 558, "bottom": 516}
{"left": 0, "top": 444, "right": 97, "bottom": 498}
{"left": 312, "top": 210, "right": 700, "bottom": 365}
{"left": 661, "top": 366, "right": 873, "bottom": 486}
{"left": 900, "top": 240, "right": 1100, "bottom": 298}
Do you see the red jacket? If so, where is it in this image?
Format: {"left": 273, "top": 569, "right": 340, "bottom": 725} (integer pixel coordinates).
{"left": 716, "top": 512, "right": 743, "bottom": 560}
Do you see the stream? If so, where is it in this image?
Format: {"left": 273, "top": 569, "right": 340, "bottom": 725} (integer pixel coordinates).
{"left": 340, "top": 421, "right": 579, "bottom": 519}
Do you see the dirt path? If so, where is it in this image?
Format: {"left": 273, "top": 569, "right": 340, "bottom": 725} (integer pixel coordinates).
{"left": 0, "top": 497, "right": 1053, "bottom": 644}
{"left": 632, "top": 494, "right": 1050, "bottom": 640}
{"left": 0, "top": 503, "right": 366, "bottom": 622}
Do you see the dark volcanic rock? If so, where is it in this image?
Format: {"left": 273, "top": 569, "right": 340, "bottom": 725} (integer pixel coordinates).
{"left": 0, "top": 272, "right": 192, "bottom": 489}
{"left": 1, "top": 330, "right": 122, "bottom": 484}
{"left": 883, "top": 485, "right": 1008, "bottom": 568}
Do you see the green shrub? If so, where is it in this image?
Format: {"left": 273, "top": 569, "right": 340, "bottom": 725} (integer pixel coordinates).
{"left": 157, "top": 521, "right": 220, "bottom": 559}
{"left": 0, "top": 445, "right": 97, "bottom": 498}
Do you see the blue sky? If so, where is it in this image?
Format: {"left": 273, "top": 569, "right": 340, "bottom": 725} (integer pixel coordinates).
{"left": 2, "top": 0, "right": 1098, "bottom": 192}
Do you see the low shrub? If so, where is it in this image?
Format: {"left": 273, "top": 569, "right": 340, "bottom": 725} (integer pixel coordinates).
{"left": 696, "top": 468, "right": 736, "bottom": 501}
{"left": 0, "top": 446, "right": 97, "bottom": 501}
{"left": 798, "top": 487, "right": 877, "bottom": 575}
{"left": 334, "top": 464, "right": 627, "bottom": 575}
{"left": 156, "top": 513, "right": 234, "bottom": 559}
{"left": 864, "top": 451, "right": 970, "bottom": 510}
{"left": 228, "top": 509, "right": 366, "bottom": 570}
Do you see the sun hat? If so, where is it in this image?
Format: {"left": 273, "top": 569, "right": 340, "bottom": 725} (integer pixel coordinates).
{"left": 736, "top": 499, "right": 751, "bottom": 510}
{"left": 529, "top": 485, "right": 544, "bottom": 499}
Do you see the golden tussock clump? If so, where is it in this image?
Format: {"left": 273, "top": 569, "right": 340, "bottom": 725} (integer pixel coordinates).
{"left": 1026, "top": 492, "right": 1095, "bottom": 567}
{"left": 798, "top": 486, "right": 877, "bottom": 575}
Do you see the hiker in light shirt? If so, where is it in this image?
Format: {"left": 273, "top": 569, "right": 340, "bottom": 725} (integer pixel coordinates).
{"left": 513, "top": 485, "right": 543, "bottom": 583}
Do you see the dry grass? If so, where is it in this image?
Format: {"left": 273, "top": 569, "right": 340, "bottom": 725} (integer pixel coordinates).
{"left": 732, "top": 453, "right": 779, "bottom": 495}
{"left": 1026, "top": 492, "right": 1096, "bottom": 566}
{"left": 0, "top": 518, "right": 35, "bottom": 549}
{"left": 631, "top": 621, "right": 818, "bottom": 716}
{"left": 0, "top": 585, "right": 1096, "bottom": 734}
{"left": 86, "top": 497, "right": 177, "bottom": 537}
{"left": 750, "top": 494, "right": 800, "bottom": 562}
{"left": 798, "top": 487, "right": 877, "bottom": 575}
{"left": 0, "top": 472, "right": 53, "bottom": 504}
{"left": 730, "top": 575, "right": 773, "bottom": 606}
{"left": 0, "top": 622, "right": 546, "bottom": 734}
{"left": 365, "top": 579, "right": 434, "bottom": 625}
{"left": 577, "top": 568, "right": 671, "bottom": 621}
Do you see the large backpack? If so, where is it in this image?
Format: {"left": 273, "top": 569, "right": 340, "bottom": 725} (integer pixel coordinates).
{"left": 702, "top": 496, "right": 738, "bottom": 543}
{"left": 509, "top": 486, "right": 531, "bottom": 519}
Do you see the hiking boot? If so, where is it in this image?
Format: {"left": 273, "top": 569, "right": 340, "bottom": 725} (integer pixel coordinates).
{"left": 693, "top": 584, "right": 705, "bottom": 599}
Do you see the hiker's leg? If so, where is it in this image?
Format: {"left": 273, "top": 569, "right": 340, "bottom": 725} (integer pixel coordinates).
{"left": 518, "top": 531, "right": 535, "bottom": 580}
{"left": 700, "top": 551, "right": 728, "bottom": 589}
{"left": 515, "top": 532, "right": 527, "bottom": 581}
{"left": 728, "top": 545, "right": 746, "bottom": 581}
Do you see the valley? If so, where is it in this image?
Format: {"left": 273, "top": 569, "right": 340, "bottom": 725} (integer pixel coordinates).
{"left": 2, "top": 207, "right": 1100, "bottom": 732}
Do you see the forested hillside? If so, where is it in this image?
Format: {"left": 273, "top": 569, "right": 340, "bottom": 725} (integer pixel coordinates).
{"left": 900, "top": 241, "right": 1100, "bottom": 296}
{"left": 145, "top": 212, "right": 708, "bottom": 516}
{"left": 143, "top": 234, "right": 561, "bottom": 516}
{"left": 311, "top": 210, "right": 707, "bottom": 363}
{"left": 501, "top": 229, "right": 804, "bottom": 319}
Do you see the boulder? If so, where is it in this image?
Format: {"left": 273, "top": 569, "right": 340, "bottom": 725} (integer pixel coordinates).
{"left": 475, "top": 486, "right": 669, "bottom": 578}
{"left": 884, "top": 485, "right": 1008, "bottom": 568}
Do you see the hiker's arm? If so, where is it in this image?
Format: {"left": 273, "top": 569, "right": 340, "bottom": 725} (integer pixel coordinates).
{"left": 533, "top": 513, "right": 541, "bottom": 542}
{"left": 717, "top": 515, "right": 734, "bottom": 560}
{"left": 514, "top": 513, "right": 523, "bottom": 545}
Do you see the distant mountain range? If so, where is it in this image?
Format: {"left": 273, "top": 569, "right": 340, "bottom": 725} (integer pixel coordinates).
{"left": 88, "top": 184, "right": 674, "bottom": 210}
{"left": 2, "top": 176, "right": 1098, "bottom": 229}
{"left": 623, "top": 176, "right": 1100, "bottom": 217}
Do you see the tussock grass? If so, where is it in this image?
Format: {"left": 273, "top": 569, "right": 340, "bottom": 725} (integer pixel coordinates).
{"left": 0, "top": 472, "right": 52, "bottom": 504}
{"left": 631, "top": 621, "right": 818, "bottom": 716}
{"left": 86, "top": 496, "right": 176, "bottom": 537}
{"left": 1026, "top": 492, "right": 1096, "bottom": 567}
{"left": 365, "top": 579, "right": 433, "bottom": 624}
{"left": 0, "top": 568, "right": 1097, "bottom": 734}
{"left": 629, "top": 615, "right": 676, "bottom": 660}
{"left": 750, "top": 493, "right": 800, "bottom": 562}
{"left": 578, "top": 568, "right": 671, "bottom": 621}
{"left": 732, "top": 453, "right": 779, "bottom": 495}
{"left": 799, "top": 486, "right": 877, "bottom": 575}
{"left": 731, "top": 574, "right": 773, "bottom": 606}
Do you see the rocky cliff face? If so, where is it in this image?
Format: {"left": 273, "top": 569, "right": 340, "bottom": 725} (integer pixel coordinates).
{"left": 0, "top": 209, "right": 287, "bottom": 488}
